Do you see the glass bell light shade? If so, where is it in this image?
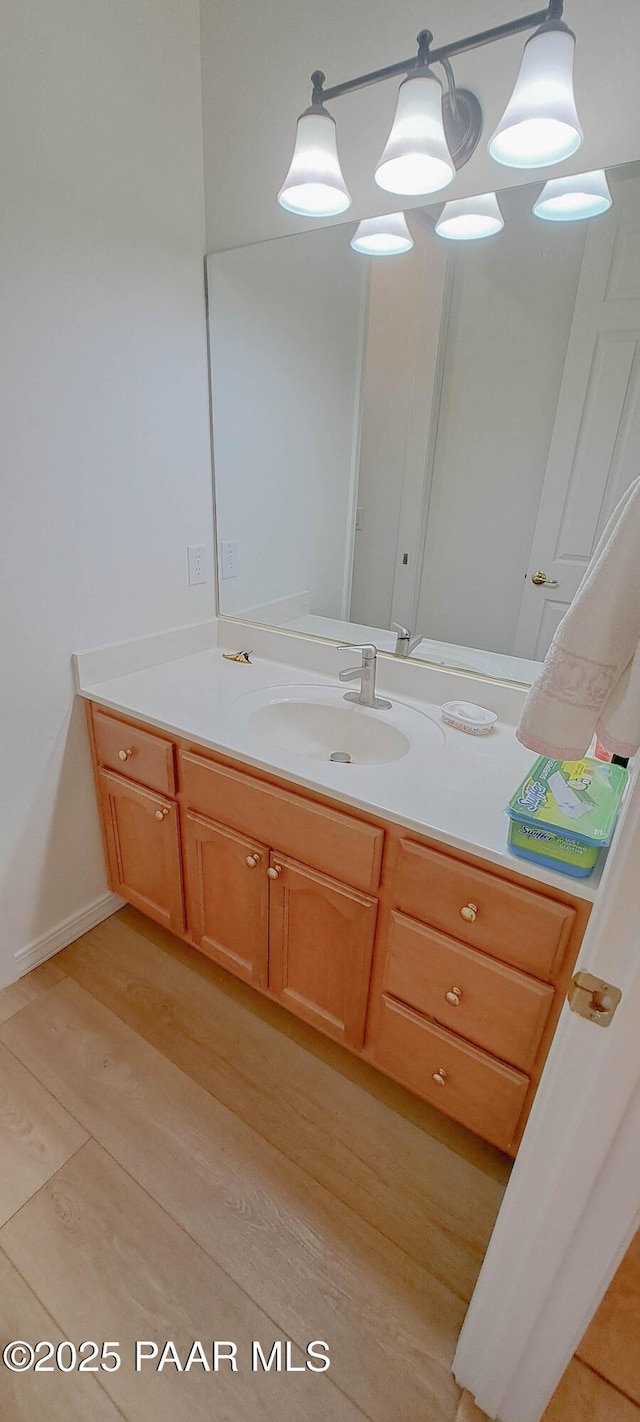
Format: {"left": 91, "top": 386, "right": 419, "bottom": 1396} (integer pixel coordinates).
{"left": 488, "top": 23, "right": 583, "bottom": 169}
{"left": 350, "top": 212, "right": 414, "bottom": 255}
{"left": 375, "top": 70, "right": 455, "bottom": 196}
{"left": 277, "top": 106, "right": 351, "bottom": 216}
{"left": 435, "top": 192, "right": 504, "bottom": 240}
{"left": 533, "top": 169, "right": 612, "bottom": 221}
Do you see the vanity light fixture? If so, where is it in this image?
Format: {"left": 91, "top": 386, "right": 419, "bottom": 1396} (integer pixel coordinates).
{"left": 350, "top": 212, "right": 414, "bottom": 255}
{"left": 435, "top": 192, "right": 504, "bottom": 240}
{"left": 277, "top": 102, "right": 351, "bottom": 216}
{"left": 532, "top": 168, "right": 613, "bottom": 220}
{"left": 278, "top": 2, "right": 582, "bottom": 216}
{"left": 374, "top": 66, "right": 455, "bottom": 196}
{"left": 488, "top": 15, "right": 582, "bottom": 168}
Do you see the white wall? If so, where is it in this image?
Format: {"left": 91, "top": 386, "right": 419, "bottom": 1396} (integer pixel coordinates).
{"left": 0, "top": 0, "right": 214, "bottom": 987}
{"left": 208, "top": 227, "right": 365, "bottom": 619}
{"left": 199, "top": 0, "right": 640, "bottom": 253}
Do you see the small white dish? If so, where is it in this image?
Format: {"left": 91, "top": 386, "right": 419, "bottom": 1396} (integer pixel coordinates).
{"left": 441, "top": 700, "right": 498, "bottom": 736}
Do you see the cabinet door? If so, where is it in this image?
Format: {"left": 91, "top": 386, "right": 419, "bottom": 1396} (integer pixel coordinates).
{"left": 268, "top": 854, "right": 377, "bottom": 1048}
{"left": 98, "top": 769, "right": 184, "bottom": 934}
{"left": 182, "top": 810, "right": 269, "bottom": 988}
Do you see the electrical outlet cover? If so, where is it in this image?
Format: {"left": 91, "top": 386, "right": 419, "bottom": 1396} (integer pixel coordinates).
{"left": 221, "top": 540, "right": 238, "bottom": 579}
{"left": 187, "top": 544, "right": 208, "bottom": 586}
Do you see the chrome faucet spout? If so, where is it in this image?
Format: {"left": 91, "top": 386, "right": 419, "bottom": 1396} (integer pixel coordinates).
{"left": 393, "top": 623, "right": 422, "bottom": 657}
{"left": 337, "top": 644, "right": 392, "bottom": 710}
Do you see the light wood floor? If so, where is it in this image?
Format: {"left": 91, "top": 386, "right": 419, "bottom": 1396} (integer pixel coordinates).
{"left": 542, "top": 1228, "right": 640, "bottom": 1421}
{"left": 0, "top": 906, "right": 510, "bottom": 1421}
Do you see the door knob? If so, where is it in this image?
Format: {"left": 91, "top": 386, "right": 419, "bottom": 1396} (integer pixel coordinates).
{"left": 118, "top": 748, "right": 133, "bottom": 761}
{"left": 460, "top": 902, "right": 477, "bottom": 923}
{"left": 245, "top": 853, "right": 261, "bottom": 868}
{"left": 445, "top": 987, "right": 462, "bottom": 1006}
{"left": 267, "top": 864, "right": 282, "bottom": 880}
{"left": 432, "top": 1068, "right": 447, "bottom": 1087}
{"left": 154, "top": 807, "right": 170, "bottom": 821}
{"left": 531, "top": 570, "right": 559, "bottom": 587}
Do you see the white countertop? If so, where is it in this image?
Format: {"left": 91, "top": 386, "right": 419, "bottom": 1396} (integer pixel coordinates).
{"left": 75, "top": 625, "right": 602, "bottom": 902}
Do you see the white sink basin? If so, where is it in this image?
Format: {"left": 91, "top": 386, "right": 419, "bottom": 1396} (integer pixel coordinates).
{"left": 234, "top": 685, "right": 444, "bottom": 766}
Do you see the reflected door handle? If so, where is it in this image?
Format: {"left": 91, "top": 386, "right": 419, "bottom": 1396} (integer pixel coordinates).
{"left": 531, "top": 570, "right": 559, "bottom": 587}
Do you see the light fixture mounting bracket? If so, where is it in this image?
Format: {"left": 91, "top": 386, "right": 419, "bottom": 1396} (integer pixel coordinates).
{"left": 443, "top": 89, "right": 484, "bottom": 170}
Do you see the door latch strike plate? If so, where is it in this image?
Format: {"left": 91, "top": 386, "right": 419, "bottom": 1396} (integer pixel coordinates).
{"left": 567, "top": 971, "right": 622, "bottom": 1027}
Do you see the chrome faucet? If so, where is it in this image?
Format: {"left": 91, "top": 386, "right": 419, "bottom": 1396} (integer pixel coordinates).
{"left": 337, "top": 644, "right": 392, "bottom": 710}
{"left": 393, "top": 623, "right": 422, "bottom": 657}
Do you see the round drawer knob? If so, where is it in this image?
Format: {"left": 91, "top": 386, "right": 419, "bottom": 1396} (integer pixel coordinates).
{"left": 267, "top": 864, "right": 282, "bottom": 880}
{"left": 118, "top": 748, "right": 133, "bottom": 761}
{"left": 460, "top": 902, "right": 478, "bottom": 923}
{"left": 445, "top": 987, "right": 462, "bottom": 1007}
{"left": 154, "top": 808, "right": 170, "bottom": 821}
{"left": 245, "top": 853, "right": 260, "bottom": 868}
{"left": 432, "top": 1068, "right": 447, "bottom": 1087}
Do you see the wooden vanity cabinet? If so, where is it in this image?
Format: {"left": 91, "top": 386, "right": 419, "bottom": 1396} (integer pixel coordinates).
{"left": 268, "top": 854, "right": 377, "bottom": 1048}
{"left": 86, "top": 702, "right": 591, "bottom": 1155}
{"left": 181, "top": 811, "right": 269, "bottom": 989}
{"left": 97, "top": 769, "right": 184, "bottom": 935}
{"left": 365, "top": 834, "right": 591, "bottom": 1153}
{"left": 178, "top": 750, "right": 381, "bottom": 1047}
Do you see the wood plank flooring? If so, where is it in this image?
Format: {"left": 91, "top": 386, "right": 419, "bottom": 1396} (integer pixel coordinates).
{"left": 0, "top": 1041, "right": 87, "bottom": 1226}
{"left": 578, "top": 1230, "right": 640, "bottom": 1407}
{"left": 543, "top": 1359, "right": 640, "bottom": 1422}
{"left": 0, "top": 958, "right": 66, "bottom": 1025}
{"left": 0, "top": 906, "right": 506, "bottom": 1422}
{"left": 542, "top": 1227, "right": 640, "bottom": 1421}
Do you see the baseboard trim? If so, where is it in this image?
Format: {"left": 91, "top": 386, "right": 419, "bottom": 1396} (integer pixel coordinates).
{"left": 15, "top": 892, "right": 124, "bottom": 976}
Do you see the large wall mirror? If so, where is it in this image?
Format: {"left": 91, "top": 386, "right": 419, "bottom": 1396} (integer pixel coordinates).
{"left": 207, "top": 160, "right": 640, "bottom": 685}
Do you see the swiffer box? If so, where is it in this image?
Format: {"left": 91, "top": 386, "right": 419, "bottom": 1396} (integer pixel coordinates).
{"left": 506, "top": 757, "right": 627, "bottom": 878}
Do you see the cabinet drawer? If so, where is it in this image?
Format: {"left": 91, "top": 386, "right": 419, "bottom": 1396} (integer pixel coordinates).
{"left": 385, "top": 912, "right": 554, "bottom": 1072}
{"left": 93, "top": 709, "right": 175, "bottom": 796}
{"left": 373, "top": 996, "right": 529, "bottom": 1152}
{"left": 179, "top": 751, "right": 383, "bottom": 893}
{"left": 394, "top": 839, "right": 575, "bottom": 980}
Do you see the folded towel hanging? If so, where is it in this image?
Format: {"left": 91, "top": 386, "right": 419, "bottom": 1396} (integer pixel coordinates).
{"left": 517, "top": 477, "right": 640, "bottom": 761}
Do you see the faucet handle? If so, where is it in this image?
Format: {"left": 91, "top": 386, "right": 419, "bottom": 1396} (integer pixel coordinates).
{"left": 392, "top": 623, "right": 411, "bottom": 638}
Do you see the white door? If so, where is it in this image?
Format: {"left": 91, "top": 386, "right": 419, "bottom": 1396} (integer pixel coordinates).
{"left": 455, "top": 766, "right": 640, "bottom": 1421}
{"left": 513, "top": 169, "right": 640, "bottom": 660}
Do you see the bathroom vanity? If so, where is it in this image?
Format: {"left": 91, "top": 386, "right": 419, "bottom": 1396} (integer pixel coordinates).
{"left": 79, "top": 639, "right": 593, "bottom": 1156}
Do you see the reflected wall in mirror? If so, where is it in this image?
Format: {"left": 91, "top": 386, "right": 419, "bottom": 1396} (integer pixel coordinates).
{"left": 208, "top": 161, "right": 640, "bottom": 685}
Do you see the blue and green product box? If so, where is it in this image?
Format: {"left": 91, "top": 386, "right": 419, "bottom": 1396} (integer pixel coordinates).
{"left": 506, "top": 756, "right": 628, "bottom": 878}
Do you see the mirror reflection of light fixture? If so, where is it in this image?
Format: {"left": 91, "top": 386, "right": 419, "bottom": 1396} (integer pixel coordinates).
{"left": 488, "top": 19, "right": 582, "bottom": 168}
{"left": 277, "top": 102, "right": 351, "bottom": 216}
{"left": 279, "top": 5, "right": 585, "bottom": 214}
{"left": 533, "top": 168, "right": 612, "bottom": 221}
{"left": 435, "top": 192, "right": 504, "bottom": 240}
{"left": 374, "top": 70, "right": 455, "bottom": 196}
{"left": 351, "top": 212, "right": 414, "bottom": 255}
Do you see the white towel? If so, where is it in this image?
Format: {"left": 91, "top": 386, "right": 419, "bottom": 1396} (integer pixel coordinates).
{"left": 517, "top": 477, "right": 640, "bottom": 760}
